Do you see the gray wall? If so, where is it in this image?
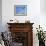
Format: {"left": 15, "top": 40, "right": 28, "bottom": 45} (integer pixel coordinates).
{"left": 0, "top": 0, "right": 2, "bottom": 32}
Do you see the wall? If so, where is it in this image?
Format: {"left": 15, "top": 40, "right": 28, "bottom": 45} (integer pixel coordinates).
{"left": 2, "top": 0, "right": 40, "bottom": 30}
{"left": 0, "top": 0, "right": 2, "bottom": 32}
{"left": 2, "top": 0, "right": 42, "bottom": 46}
{"left": 40, "top": 0, "right": 46, "bottom": 31}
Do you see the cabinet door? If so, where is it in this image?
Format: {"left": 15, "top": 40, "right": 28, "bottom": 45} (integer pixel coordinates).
{"left": 11, "top": 32, "right": 28, "bottom": 46}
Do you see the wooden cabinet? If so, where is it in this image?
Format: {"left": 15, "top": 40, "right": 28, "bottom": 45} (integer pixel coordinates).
{"left": 7, "top": 23, "right": 34, "bottom": 46}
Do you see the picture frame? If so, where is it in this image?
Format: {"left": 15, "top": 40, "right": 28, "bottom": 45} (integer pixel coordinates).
{"left": 14, "top": 5, "right": 27, "bottom": 16}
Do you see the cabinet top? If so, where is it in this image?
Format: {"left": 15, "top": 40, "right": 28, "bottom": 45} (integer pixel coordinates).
{"left": 7, "top": 23, "right": 34, "bottom": 25}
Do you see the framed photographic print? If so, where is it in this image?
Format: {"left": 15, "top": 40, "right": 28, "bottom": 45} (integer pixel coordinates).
{"left": 14, "top": 5, "right": 27, "bottom": 16}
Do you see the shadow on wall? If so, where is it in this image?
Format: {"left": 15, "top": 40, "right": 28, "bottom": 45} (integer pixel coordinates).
{"left": 40, "top": 0, "right": 46, "bottom": 13}
{"left": 0, "top": 0, "right": 2, "bottom": 32}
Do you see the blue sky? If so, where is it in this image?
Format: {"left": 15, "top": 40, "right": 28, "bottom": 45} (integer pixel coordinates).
{"left": 15, "top": 5, "right": 27, "bottom": 14}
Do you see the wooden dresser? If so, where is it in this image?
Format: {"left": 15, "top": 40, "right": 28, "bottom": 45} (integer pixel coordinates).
{"left": 7, "top": 23, "right": 34, "bottom": 46}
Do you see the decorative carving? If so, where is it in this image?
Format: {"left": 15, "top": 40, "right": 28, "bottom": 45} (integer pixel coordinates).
{"left": 11, "top": 32, "right": 28, "bottom": 43}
